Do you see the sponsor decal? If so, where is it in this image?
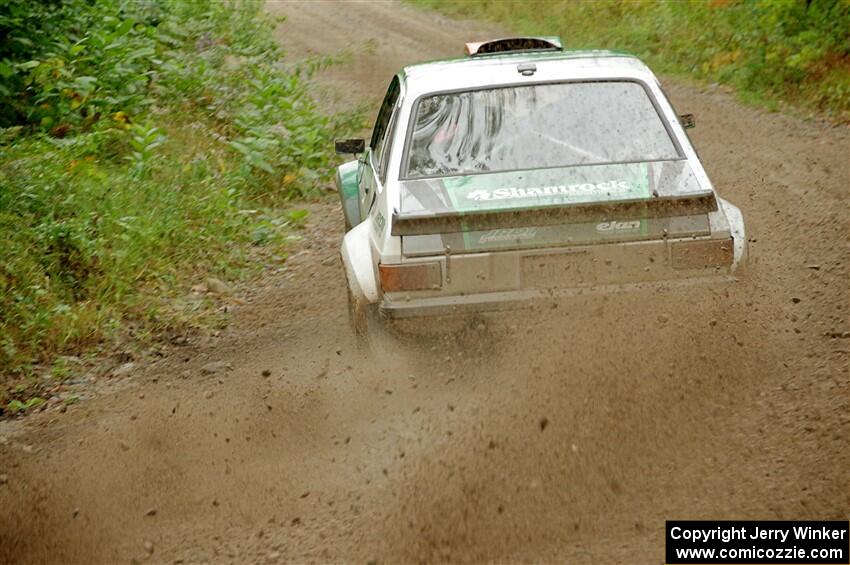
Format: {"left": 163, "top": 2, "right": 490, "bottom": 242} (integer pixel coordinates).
{"left": 374, "top": 211, "right": 386, "bottom": 234}
{"left": 596, "top": 220, "right": 641, "bottom": 232}
{"left": 478, "top": 227, "right": 538, "bottom": 243}
{"left": 466, "top": 180, "right": 632, "bottom": 202}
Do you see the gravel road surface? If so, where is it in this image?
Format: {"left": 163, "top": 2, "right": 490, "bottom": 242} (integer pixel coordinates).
{"left": 1, "top": 2, "right": 847, "bottom": 563}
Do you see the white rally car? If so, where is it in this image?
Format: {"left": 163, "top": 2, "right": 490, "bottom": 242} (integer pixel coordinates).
{"left": 335, "top": 37, "right": 747, "bottom": 339}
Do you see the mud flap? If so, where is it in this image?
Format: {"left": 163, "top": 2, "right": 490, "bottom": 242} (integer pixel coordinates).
{"left": 347, "top": 286, "right": 394, "bottom": 357}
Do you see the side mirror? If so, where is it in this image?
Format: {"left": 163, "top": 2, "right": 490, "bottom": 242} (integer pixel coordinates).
{"left": 335, "top": 138, "right": 365, "bottom": 155}
{"left": 679, "top": 113, "right": 695, "bottom": 129}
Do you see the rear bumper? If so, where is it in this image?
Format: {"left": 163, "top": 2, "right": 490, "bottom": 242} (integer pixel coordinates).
{"left": 378, "top": 274, "right": 736, "bottom": 319}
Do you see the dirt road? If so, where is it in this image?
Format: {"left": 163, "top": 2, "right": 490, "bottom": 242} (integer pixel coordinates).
{"left": 1, "top": 2, "right": 848, "bottom": 563}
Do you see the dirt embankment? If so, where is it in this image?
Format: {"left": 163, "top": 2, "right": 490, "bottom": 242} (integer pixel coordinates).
{"left": 1, "top": 2, "right": 847, "bottom": 563}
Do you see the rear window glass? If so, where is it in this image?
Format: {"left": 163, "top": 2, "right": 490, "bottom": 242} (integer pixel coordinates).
{"left": 405, "top": 81, "right": 679, "bottom": 179}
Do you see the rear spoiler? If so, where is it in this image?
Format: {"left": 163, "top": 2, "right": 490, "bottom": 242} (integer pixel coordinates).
{"left": 391, "top": 192, "right": 717, "bottom": 236}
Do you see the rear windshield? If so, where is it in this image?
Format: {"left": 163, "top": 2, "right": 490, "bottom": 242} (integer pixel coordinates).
{"left": 405, "top": 81, "right": 679, "bottom": 179}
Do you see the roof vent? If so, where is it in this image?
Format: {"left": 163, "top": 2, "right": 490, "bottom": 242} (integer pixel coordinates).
{"left": 465, "top": 36, "right": 563, "bottom": 57}
{"left": 517, "top": 63, "right": 537, "bottom": 76}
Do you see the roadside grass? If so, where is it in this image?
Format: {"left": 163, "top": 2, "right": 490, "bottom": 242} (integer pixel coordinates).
{"left": 0, "top": 1, "right": 363, "bottom": 413}
{"left": 409, "top": 0, "right": 850, "bottom": 123}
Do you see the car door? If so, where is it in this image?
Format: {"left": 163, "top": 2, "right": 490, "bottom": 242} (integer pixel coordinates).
{"left": 360, "top": 76, "right": 401, "bottom": 220}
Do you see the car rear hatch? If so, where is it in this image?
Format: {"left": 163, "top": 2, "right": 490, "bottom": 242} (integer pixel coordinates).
{"left": 384, "top": 160, "right": 732, "bottom": 301}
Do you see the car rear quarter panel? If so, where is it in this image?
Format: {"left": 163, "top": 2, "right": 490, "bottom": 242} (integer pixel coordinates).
{"left": 341, "top": 220, "right": 380, "bottom": 303}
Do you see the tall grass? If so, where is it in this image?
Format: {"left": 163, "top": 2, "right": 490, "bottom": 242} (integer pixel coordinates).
{"left": 410, "top": 0, "right": 850, "bottom": 122}
{"left": 0, "top": 0, "right": 360, "bottom": 410}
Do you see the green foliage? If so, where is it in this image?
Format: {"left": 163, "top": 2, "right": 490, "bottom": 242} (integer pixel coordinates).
{"left": 0, "top": 0, "right": 360, "bottom": 400}
{"left": 410, "top": 0, "right": 850, "bottom": 121}
{"left": 0, "top": 0, "right": 160, "bottom": 130}
{"left": 6, "top": 396, "right": 45, "bottom": 415}
{"left": 126, "top": 122, "right": 166, "bottom": 176}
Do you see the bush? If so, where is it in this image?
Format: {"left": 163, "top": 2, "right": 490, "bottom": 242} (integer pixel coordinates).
{"left": 410, "top": 0, "right": 850, "bottom": 122}
{"left": 0, "top": 0, "right": 359, "bottom": 404}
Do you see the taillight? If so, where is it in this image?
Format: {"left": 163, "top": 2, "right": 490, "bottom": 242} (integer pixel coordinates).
{"left": 379, "top": 262, "right": 442, "bottom": 291}
{"left": 671, "top": 238, "right": 734, "bottom": 270}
